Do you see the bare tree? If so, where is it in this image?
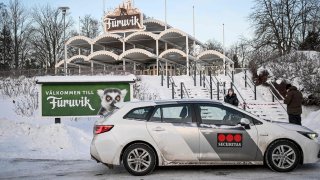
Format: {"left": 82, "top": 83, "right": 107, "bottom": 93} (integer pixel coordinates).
{"left": 80, "top": 14, "right": 100, "bottom": 38}
{"left": 204, "top": 39, "right": 223, "bottom": 53}
{"left": 7, "top": 0, "right": 32, "bottom": 69}
{"left": 31, "top": 5, "right": 73, "bottom": 69}
{"left": 249, "top": 0, "right": 320, "bottom": 55}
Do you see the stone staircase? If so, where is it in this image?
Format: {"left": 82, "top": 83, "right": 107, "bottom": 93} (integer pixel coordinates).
{"left": 139, "top": 72, "right": 289, "bottom": 123}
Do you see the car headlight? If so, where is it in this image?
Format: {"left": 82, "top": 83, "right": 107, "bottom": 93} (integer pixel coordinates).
{"left": 298, "top": 131, "right": 318, "bottom": 140}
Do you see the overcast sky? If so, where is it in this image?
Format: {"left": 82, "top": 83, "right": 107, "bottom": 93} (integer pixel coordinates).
{"left": 3, "top": 0, "right": 254, "bottom": 47}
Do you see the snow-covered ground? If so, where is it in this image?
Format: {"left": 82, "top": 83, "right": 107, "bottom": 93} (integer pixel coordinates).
{"left": 1, "top": 158, "right": 320, "bottom": 179}
{"left": 0, "top": 74, "right": 319, "bottom": 178}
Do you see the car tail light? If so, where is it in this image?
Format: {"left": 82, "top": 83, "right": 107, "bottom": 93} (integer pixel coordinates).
{"left": 95, "top": 125, "right": 114, "bottom": 134}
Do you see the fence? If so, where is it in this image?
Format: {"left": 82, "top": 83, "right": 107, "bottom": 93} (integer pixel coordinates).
{"left": 0, "top": 67, "right": 137, "bottom": 78}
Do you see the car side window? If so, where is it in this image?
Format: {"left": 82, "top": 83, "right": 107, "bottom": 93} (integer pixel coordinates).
{"left": 150, "top": 107, "right": 162, "bottom": 121}
{"left": 124, "top": 106, "right": 153, "bottom": 120}
{"left": 150, "top": 104, "right": 193, "bottom": 123}
{"left": 199, "top": 104, "right": 246, "bottom": 126}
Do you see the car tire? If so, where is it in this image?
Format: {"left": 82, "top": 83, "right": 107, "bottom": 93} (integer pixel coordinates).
{"left": 123, "top": 143, "right": 156, "bottom": 176}
{"left": 265, "top": 140, "right": 300, "bottom": 172}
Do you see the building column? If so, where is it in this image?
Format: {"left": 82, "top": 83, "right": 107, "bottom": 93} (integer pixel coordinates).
{"left": 91, "top": 61, "right": 94, "bottom": 75}
{"left": 186, "top": 36, "right": 189, "bottom": 75}
{"left": 123, "top": 39, "right": 126, "bottom": 71}
{"left": 165, "top": 60, "right": 168, "bottom": 76}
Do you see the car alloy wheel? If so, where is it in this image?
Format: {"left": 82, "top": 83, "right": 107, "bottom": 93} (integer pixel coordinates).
{"left": 127, "top": 148, "right": 151, "bottom": 172}
{"left": 266, "top": 140, "right": 300, "bottom": 172}
{"left": 271, "top": 145, "right": 296, "bottom": 169}
{"left": 123, "top": 143, "right": 156, "bottom": 176}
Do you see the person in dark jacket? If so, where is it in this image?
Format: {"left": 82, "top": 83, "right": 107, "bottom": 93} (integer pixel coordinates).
{"left": 224, "top": 88, "right": 239, "bottom": 106}
{"left": 284, "top": 84, "right": 303, "bottom": 125}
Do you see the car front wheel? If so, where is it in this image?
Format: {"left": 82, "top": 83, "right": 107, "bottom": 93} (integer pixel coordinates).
{"left": 265, "top": 140, "right": 300, "bottom": 172}
{"left": 123, "top": 143, "right": 156, "bottom": 176}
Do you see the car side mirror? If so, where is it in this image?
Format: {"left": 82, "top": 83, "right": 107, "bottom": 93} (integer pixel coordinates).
{"left": 240, "top": 118, "right": 251, "bottom": 129}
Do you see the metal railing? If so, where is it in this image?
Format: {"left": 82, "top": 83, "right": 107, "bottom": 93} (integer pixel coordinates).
{"left": 267, "top": 87, "right": 287, "bottom": 112}
{"left": 0, "top": 67, "right": 137, "bottom": 78}
{"left": 241, "top": 71, "right": 257, "bottom": 100}
{"left": 268, "top": 82, "right": 285, "bottom": 100}
{"left": 180, "top": 82, "right": 190, "bottom": 99}
{"left": 230, "top": 82, "right": 247, "bottom": 110}
{"left": 168, "top": 74, "right": 176, "bottom": 88}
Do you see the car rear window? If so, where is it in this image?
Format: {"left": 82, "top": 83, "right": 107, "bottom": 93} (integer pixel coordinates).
{"left": 124, "top": 106, "right": 153, "bottom": 120}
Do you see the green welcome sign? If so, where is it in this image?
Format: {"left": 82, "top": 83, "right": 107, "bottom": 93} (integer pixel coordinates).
{"left": 37, "top": 76, "right": 135, "bottom": 117}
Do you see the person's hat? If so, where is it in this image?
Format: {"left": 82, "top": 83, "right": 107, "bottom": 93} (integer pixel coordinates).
{"left": 286, "top": 84, "right": 292, "bottom": 90}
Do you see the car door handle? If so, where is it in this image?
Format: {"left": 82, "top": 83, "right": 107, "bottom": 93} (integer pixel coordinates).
{"left": 152, "top": 127, "right": 165, "bottom": 132}
{"left": 200, "top": 129, "right": 213, "bottom": 134}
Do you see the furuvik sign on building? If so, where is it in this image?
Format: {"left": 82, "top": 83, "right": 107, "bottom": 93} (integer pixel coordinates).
{"left": 103, "top": 0, "right": 144, "bottom": 33}
{"left": 36, "top": 75, "right": 135, "bottom": 117}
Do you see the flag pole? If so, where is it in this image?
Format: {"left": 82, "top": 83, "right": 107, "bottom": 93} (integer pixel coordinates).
{"left": 165, "top": 0, "right": 167, "bottom": 30}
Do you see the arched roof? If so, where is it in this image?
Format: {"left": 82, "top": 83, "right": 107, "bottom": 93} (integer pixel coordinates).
{"left": 93, "top": 33, "right": 123, "bottom": 44}
{"left": 159, "top": 48, "right": 192, "bottom": 65}
{"left": 55, "top": 55, "right": 89, "bottom": 68}
{"left": 92, "top": 34, "right": 123, "bottom": 52}
{"left": 119, "top": 48, "right": 156, "bottom": 62}
{"left": 159, "top": 49, "right": 186, "bottom": 58}
{"left": 158, "top": 28, "right": 187, "bottom": 39}
{"left": 65, "top": 36, "right": 92, "bottom": 50}
{"left": 197, "top": 50, "right": 234, "bottom": 64}
{"left": 87, "top": 51, "right": 119, "bottom": 64}
{"left": 124, "top": 31, "right": 158, "bottom": 42}
{"left": 124, "top": 31, "right": 158, "bottom": 50}
{"left": 143, "top": 19, "right": 172, "bottom": 32}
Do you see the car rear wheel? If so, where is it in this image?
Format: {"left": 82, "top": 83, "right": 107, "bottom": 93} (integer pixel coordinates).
{"left": 123, "top": 143, "right": 156, "bottom": 176}
{"left": 265, "top": 140, "right": 300, "bottom": 172}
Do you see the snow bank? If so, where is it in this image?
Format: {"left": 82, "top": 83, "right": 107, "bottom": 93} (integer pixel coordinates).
{"left": 0, "top": 118, "right": 92, "bottom": 160}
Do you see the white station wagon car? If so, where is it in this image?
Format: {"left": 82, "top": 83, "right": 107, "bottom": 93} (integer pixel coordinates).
{"left": 90, "top": 99, "right": 320, "bottom": 176}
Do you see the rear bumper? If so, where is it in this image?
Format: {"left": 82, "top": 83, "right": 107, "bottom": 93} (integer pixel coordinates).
{"left": 90, "top": 133, "right": 122, "bottom": 166}
{"left": 90, "top": 139, "right": 101, "bottom": 163}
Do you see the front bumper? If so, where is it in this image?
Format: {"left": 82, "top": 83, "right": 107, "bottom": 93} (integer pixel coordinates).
{"left": 302, "top": 140, "right": 320, "bottom": 164}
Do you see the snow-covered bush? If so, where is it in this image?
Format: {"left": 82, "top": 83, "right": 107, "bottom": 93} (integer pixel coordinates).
{"left": 0, "top": 76, "right": 38, "bottom": 116}
{"left": 133, "top": 81, "right": 159, "bottom": 100}
{"left": 257, "top": 51, "right": 320, "bottom": 105}
{"left": 262, "top": 51, "right": 320, "bottom": 93}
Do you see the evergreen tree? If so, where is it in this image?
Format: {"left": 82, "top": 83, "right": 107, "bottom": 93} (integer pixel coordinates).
{"left": 0, "top": 3, "right": 13, "bottom": 70}
{"left": 232, "top": 54, "right": 240, "bottom": 68}
{"left": 0, "top": 25, "right": 13, "bottom": 70}
{"left": 299, "top": 31, "right": 320, "bottom": 51}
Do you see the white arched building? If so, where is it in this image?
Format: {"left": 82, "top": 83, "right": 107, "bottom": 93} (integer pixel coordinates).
{"left": 55, "top": 2, "right": 233, "bottom": 76}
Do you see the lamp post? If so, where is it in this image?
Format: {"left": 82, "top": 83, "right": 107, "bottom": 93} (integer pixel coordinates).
{"left": 59, "top": 6, "right": 69, "bottom": 76}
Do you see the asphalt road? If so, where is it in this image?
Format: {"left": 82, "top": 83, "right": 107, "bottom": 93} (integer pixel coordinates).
{"left": 0, "top": 159, "right": 319, "bottom": 180}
